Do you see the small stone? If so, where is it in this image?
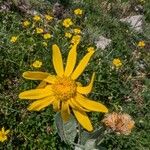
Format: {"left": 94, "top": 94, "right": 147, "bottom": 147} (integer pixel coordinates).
{"left": 120, "top": 15, "right": 143, "bottom": 32}
{"left": 95, "top": 36, "right": 112, "bottom": 50}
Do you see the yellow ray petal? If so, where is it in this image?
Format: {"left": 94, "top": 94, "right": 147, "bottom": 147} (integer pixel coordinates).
{"left": 53, "top": 99, "right": 60, "bottom": 111}
{"left": 52, "top": 44, "right": 64, "bottom": 76}
{"left": 23, "top": 71, "right": 49, "bottom": 80}
{"left": 5, "top": 130, "right": 10, "bottom": 134}
{"left": 2, "top": 127, "right": 5, "bottom": 133}
{"left": 27, "top": 96, "right": 54, "bottom": 111}
{"left": 71, "top": 50, "right": 94, "bottom": 80}
{"left": 64, "top": 44, "right": 77, "bottom": 76}
{"left": 69, "top": 98, "right": 89, "bottom": 112}
{"left": 73, "top": 109, "right": 93, "bottom": 131}
{"left": 61, "top": 101, "right": 70, "bottom": 122}
{"left": 36, "top": 81, "right": 47, "bottom": 89}
{"left": 19, "top": 85, "right": 53, "bottom": 100}
{"left": 77, "top": 73, "right": 95, "bottom": 94}
{"left": 75, "top": 94, "right": 108, "bottom": 113}
{"left": 43, "top": 75, "right": 56, "bottom": 84}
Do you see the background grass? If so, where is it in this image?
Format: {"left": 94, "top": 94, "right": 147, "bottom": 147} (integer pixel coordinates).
{"left": 0, "top": 0, "right": 150, "bottom": 149}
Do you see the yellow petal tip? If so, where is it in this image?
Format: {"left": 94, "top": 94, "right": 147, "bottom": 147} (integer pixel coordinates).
{"left": 52, "top": 44, "right": 58, "bottom": 49}
{"left": 87, "top": 126, "right": 93, "bottom": 132}
{"left": 18, "top": 93, "right": 23, "bottom": 99}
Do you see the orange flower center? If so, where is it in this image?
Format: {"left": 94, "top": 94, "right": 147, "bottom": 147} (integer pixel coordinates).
{"left": 52, "top": 77, "right": 77, "bottom": 101}
{"left": 0, "top": 132, "right": 6, "bottom": 138}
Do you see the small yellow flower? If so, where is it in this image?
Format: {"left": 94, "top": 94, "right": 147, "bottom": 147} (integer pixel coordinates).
{"left": 73, "top": 28, "right": 81, "bottom": 34}
{"left": 71, "top": 35, "right": 81, "bottom": 45}
{"left": 36, "top": 28, "right": 44, "bottom": 34}
{"left": 112, "top": 58, "right": 122, "bottom": 68}
{"left": 10, "top": 36, "right": 18, "bottom": 43}
{"left": 102, "top": 112, "right": 135, "bottom": 135}
{"left": 137, "top": 41, "right": 145, "bottom": 48}
{"left": 62, "top": 18, "right": 73, "bottom": 28}
{"left": 43, "top": 33, "right": 52, "bottom": 39}
{"left": 42, "top": 42, "right": 48, "bottom": 47}
{"left": 22, "top": 20, "right": 30, "bottom": 27}
{"left": 45, "top": 15, "right": 53, "bottom": 21}
{"left": 32, "top": 60, "right": 42, "bottom": 68}
{"left": 33, "top": 15, "right": 41, "bottom": 22}
{"left": 65, "top": 32, "right": 72, "bottom": 38}
{"left": 0, "top": 127, "right": 10, "bottom": 142}
{"left": 87, "top": 47, "right": 95, "bottom": 52}
{"left": 74, "top": 8, "right": 83, "bottom": 15}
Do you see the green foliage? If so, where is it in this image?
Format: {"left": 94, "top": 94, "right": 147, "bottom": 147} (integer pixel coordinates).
{"left": 0, "top": 0, "right": 149, "bottom": 149}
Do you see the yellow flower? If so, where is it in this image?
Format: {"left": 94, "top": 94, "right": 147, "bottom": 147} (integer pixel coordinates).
{"left": 73, "top": 28, "right": 81, "bottom": 34}
{"left": 33, "top": 15, "right": 41, "bottom": 22}
{"left": 32, "top": 60, "right": 42, "bottom": 68}
{"left": 42, "top": 42, "right": 48, "bottom": 47}
{"left": 137, "top": 41, "right": 145, "bottom": 48}
{"left": 43, "top": 33, "right": 52, "bottom": 39}
{"left": 87, "top": 47, "right": 95, "bottom": 52}
{"left": 71, "top": 35, "right": 81, "bottom": 45}
{"left": 74, "top": 8, "right": 83, "bottom": 15}
{"left": 65, "top": 32, "right": 72, "bottom": 38}
{"left": 10, "top": 36, "right": 18, "bottom": 43}
{"left": 62, "top": 18, "right": 73, "bottom": 28}
{"left": 112, "top": 58, "right": 122, "bottom": 68}
{"left": 0, "top": 127, "right": 10, "bottom": 142}
{"left": 102, "top": 112, "right": 135, "bottom": 135}
{"left": 45, "top": 15, "right": 53, "bottom": 21}
{"left": 22, "top": 20, "right": 30, "bottom": 27}
{"left": 36, "top": 28, "right": 44, "bottom": 34}
{"left": 19, "top": 44, "right": 108, "bottom": 131}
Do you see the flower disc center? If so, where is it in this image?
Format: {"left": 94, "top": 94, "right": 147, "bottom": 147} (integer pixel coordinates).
{"left": 52, "top": 77, "right": 77, "bottom": 101}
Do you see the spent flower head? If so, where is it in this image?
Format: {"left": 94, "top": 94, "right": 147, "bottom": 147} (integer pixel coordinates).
{"left": 0, "top": 127, "right": 10, "bottom": 142}
{"left": 19, "top": 44, "right": 108, "bottom": 131}
{"left": 62, "top": 18, "right": 73, "bottom": 28}
{"left": 32, "top": 60, "right": 42, "bottom": 68}
{"left": 102, "top": 112, "right": 135, "bottom": 135}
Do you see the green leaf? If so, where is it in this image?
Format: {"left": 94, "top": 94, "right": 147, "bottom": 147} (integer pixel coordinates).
{"left": 54, "top": 112, "right": 77, "bottom": 144}
{"left": 80, "top": 127, "right": 105, "bottom": 145}
{"left": 84, "top": 139, "right": 98, "bottom": 150}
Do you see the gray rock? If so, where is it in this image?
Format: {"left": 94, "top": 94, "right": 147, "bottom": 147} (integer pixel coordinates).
{"left": 95, "top": 36, "right": 112, "bottom": 50}
{"left": 120, "top": 15, "right": 143, "bottom": 32}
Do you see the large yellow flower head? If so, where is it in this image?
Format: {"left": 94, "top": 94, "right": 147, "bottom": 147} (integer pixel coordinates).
{"left": 19, "top": 44, "right": 108, "bottom": 131}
